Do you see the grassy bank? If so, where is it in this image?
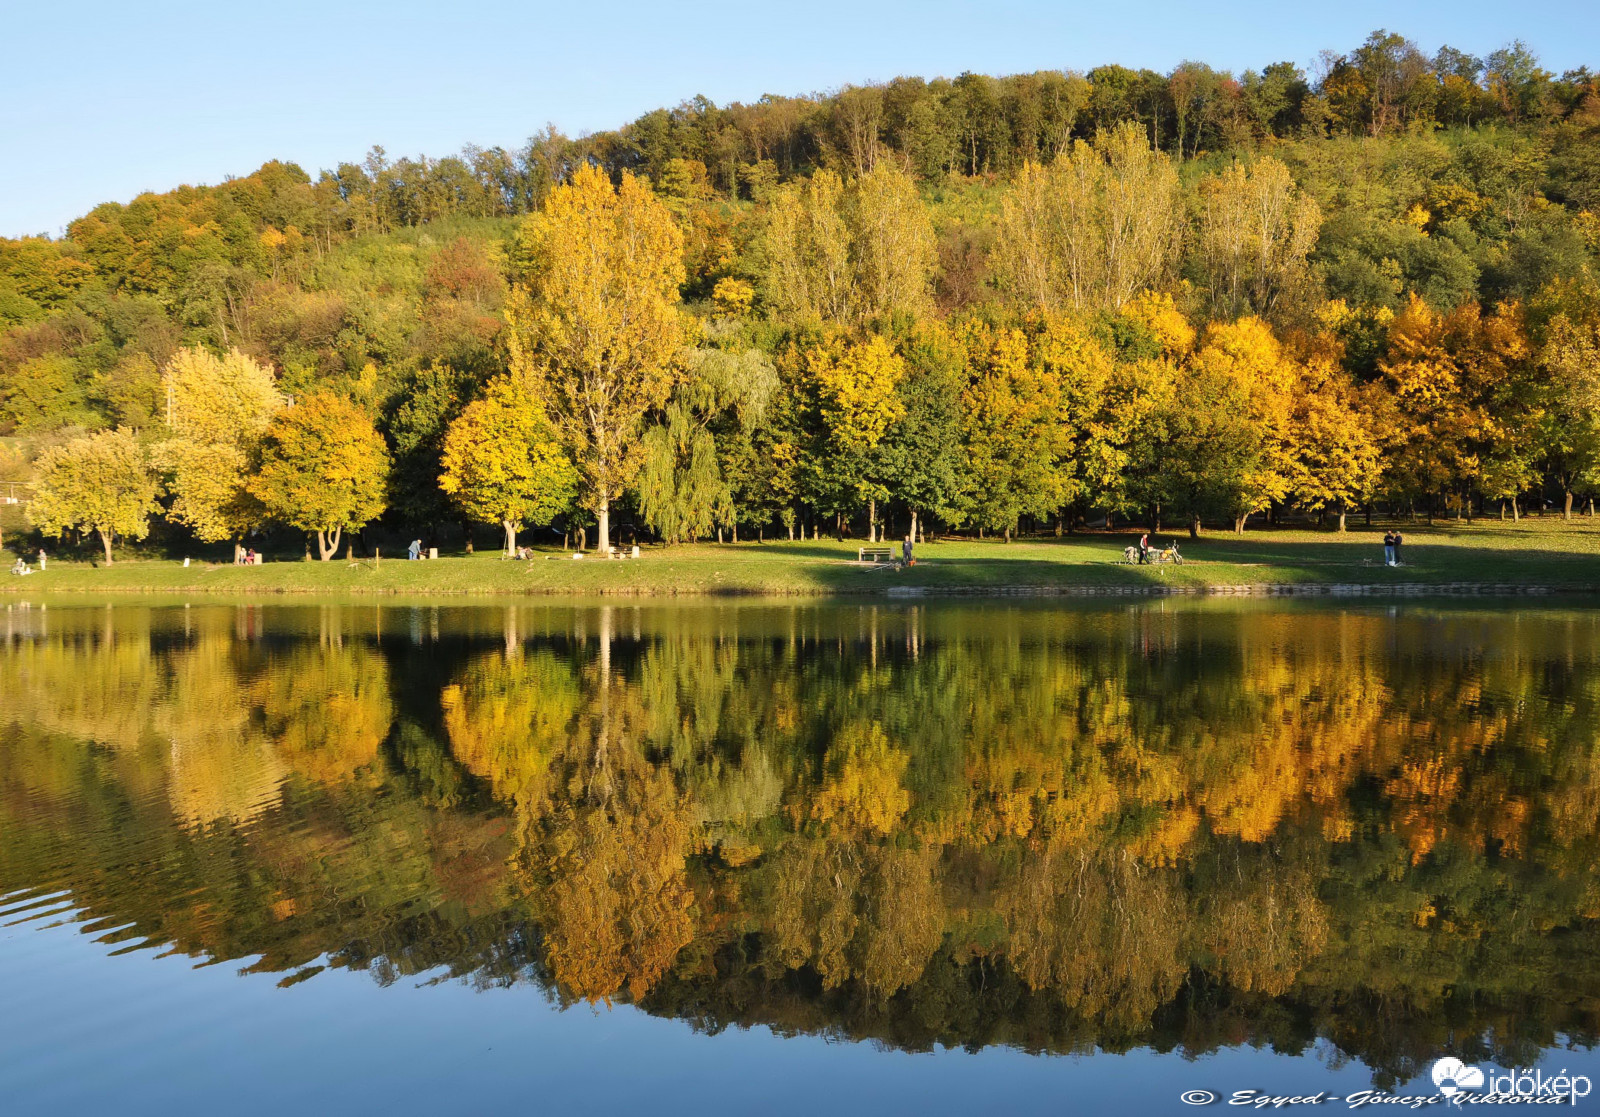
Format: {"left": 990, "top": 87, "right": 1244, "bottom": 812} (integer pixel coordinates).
{"left": 5, "top": 518, "right": 1599, "bottom": 597}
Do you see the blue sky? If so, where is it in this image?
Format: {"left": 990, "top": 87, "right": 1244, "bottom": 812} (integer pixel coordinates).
{"left": 3, "top": 0, "right": 1597, "bottom": 238}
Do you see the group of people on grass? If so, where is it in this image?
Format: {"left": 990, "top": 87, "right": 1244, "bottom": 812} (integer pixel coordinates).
{"left": 1383, "top": 530, "right": 1406, "bottom": 566}
{"left": 9, "top": 549, "right": 44, "bottom": 576}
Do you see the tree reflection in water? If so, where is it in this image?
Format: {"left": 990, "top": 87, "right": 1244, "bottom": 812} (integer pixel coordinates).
{"left": 3, "top": 599, "right": 1599, "bottom": 1088}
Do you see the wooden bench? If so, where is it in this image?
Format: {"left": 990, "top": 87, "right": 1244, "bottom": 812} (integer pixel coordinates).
{"left": 857, "top": 547, "right": 895, "bottom": 563}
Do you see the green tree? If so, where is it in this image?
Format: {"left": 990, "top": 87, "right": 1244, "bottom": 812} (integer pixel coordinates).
{"left": 28, "top": 428, "right": 160, "bottom": 563}
{"left": 250, "top": 393, "right": 389, "bottom": 559}
{"left": 438, "top": 374, "right": 577, "bottom": 554}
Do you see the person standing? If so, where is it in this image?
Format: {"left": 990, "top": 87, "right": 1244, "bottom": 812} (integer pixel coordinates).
{"left": 902, "top": 534, "right": 914, "bottom": 565}
{"left": 1383, "top": 530, "right": 1396, "bottom": 566}
{"left": 1138, "top": 532, "right": 1150, "bottom": 564}
{"left": 36, "top": 548, "right": 45, "bottom": 571}
{"left": 1392, "top": 531, "right": 1404, "bottom": 566}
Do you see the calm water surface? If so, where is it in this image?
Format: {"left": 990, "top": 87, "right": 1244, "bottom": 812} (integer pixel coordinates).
{"left": 3, "top": 597, "right": 1600, "bottom": 1115}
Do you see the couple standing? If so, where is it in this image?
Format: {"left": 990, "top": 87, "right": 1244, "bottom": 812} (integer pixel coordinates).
{"left": 1383, "top": 530, "right": 1405, "bottom": 566}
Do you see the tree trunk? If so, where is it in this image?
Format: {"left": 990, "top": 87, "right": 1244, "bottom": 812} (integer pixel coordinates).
{"left": 732, "top": 520, "right": 739, "bottom": 543}
{"left": 868, "top": 499, "right": 877, "bottom": 543}
{"left": 1499, "top": 501, "right": 1506, "bottom": 521}
{"left": 98, "top": 527, "right": 114, "bottom": 565}
{"left": 1233, "top": 513, "right": 1246, "bottom": 534}
{"left": 1365, "top": 503, "right": 1373, "bottom": 527}
{"left": 503, "top": 520, "right": 517, "bottom": 555}
{"left": 1565, "top": 490, "right": 1574, "bottom": 520}
{"left": 233, "top": 541, "right": 245, "bottom": 563}
{"left": 1337, "top": 507, "right": 1347, "bottom": 532}
{"left": 1191, "top": 518, "right": 1202, "bottom": 540}
{"left": 597, "top": 490, "right": 612, "bottom": 553}
{"left": 1004, "top": 526, "right": 1012, "bottom": 543}
{"left": 317, "top": 527, "right": 341, "bottom": 561}
{"left": 1511, "top": 496, "right": 1520, "bottom": 522}
{"left": 909, "top": 509, "right": 919, "bottom": 545}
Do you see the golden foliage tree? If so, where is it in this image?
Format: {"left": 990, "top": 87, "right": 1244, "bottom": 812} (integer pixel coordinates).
{"left": 993, "top": 121, "right": 1181, "bottom": 312}
{"left": 159, "top": 346, "right": 285, "bottom": 556}
{"left": 508, "top": 164, "right": 685, "bottom": 554}
{"left": 28, "top": 428, "right": 160, "bottom": 563}
{"left": 249, "top": 393, "right": 389, "bottom": 559}
{"left": 757, "top": 162, "right": 936, "bottom": 326}
{"left": 1196, "top": 156, "right": 1321, "bottom": 318}
{"left": 439, "top": 374, "right": 577, "bottom": 554}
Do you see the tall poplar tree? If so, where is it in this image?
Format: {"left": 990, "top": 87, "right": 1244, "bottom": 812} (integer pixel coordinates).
{"left": 508, "top": 165, "right": 685, "bottom": 554}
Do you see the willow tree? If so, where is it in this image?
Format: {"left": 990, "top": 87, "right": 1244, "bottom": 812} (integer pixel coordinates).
{"left": 159, "top": 347, "right": 285, "bottom": 560}
{"left": 508, "top": 164, "right": 685, "bottom": 555}
{"left": 439, "top": 374, "right": 577, "bottom": 554}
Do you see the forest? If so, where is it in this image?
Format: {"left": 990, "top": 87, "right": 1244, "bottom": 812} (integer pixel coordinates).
{"left": 3, "top": 29, "right": 1600, "bottom": 559}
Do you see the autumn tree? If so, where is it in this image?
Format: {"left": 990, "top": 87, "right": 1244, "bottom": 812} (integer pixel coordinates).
{"left": 993, "top": 121, "right": 1182, "bottom": 313}
{"left": 1183, "top": 317, "right": 1298, "bottom": 533}
{"left": 1289, "top": 362, "right": 1383, "bottom": 530}
{"left": 28, "top": 428, "right": 160, "bottom": 563}
{"left": 439, "top": 374, "right": 577, "bottom": 554}
{"left": 158, "top": 346, "right": 284, "bottom": 559}
{"left": 1196, "top": 157, "right": 1321, "bottom": 318}
{"left": 807, "top": 334, "right": 906, "bottom": 540}
{"left": 1541, "top": 311, "right": 1600, "bottom": 516}
{"left": 957, "top": 321, "right": 1068, "bottom": 539}
{"left": 508, "top": 165, "right": 685, "bottom": 554}
{"left": 250, "top": 393, "right": 389, "bottom": 560}
{"left": 756, "top": 162, "right": 936, "bottom": 326}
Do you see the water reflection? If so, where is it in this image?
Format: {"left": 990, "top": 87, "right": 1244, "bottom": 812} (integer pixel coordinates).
{"left": 3, "top": 599, "right": 1599, "bottom": 1087}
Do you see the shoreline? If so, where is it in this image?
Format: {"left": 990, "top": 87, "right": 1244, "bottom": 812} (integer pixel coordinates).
{"left": 4, "top": 578, "right": 1595, "bottom": 600}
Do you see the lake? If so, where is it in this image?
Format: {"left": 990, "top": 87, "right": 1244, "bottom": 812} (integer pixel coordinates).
{"left": 3, "top": 597, "right": 1599, "bottom": 1114}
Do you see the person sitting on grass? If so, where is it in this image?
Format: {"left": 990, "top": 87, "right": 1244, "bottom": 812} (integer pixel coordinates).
{"left": 10, "top": 557, "right": 32, "bottom": 576}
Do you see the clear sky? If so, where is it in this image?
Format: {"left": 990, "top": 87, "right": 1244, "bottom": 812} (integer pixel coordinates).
{"left": 3, "top": 0, "right": 1597, "bottom": 238}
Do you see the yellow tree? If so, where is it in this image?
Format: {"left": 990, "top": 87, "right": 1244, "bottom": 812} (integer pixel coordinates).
{"left": 159, "top": 347, "right": 285, "bottom": 559}
{"left": 1289, "top": 361, "right": 1384, "bottom": 530}
{"left": 439, "top": 375, "right": 578, "bottom": 554}
{"left": 508, "top": 165, "right": 685, "bottom": 554}
{"left": 757, "top": 163, "right": 935, "bottom": 326}
{"left": 249, "top": 393, "right": 389, "bottom": 559}
{"left": 758, "top": 169, "right": 853, "bottom": 324}
{"left": 807, "top": 334, "right": 906, "bottom": 541}
{"left": 846, "top": 161, "right": 937, "bottom": 320}
{"left": 993, "top": 122, "right": 1181, "bottom": 312}
{"left": 1196, "top": 157, "right": 1321, "bottom": 317}
{"left": 1174, "top": 317, "right": 1298, "bottom": 533}
{"left": 957, "top": 321, "right": 1069, "bottom": 539}
{"left": 28, "top": 428, "right": 159, "bottom": 563}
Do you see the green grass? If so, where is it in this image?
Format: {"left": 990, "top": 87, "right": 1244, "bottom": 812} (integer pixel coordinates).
{"left": 5, "top": 517, "right": 1600, "bottom": 598}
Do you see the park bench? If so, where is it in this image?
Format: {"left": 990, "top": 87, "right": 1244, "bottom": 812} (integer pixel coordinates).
{"left": 857, "top": 547, "right": 895, "bottom": 564}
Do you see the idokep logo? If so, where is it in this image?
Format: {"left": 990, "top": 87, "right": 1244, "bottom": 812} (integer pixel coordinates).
{"left": 1430, "top": 1057, "right": 1485, "bottom": 1098}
